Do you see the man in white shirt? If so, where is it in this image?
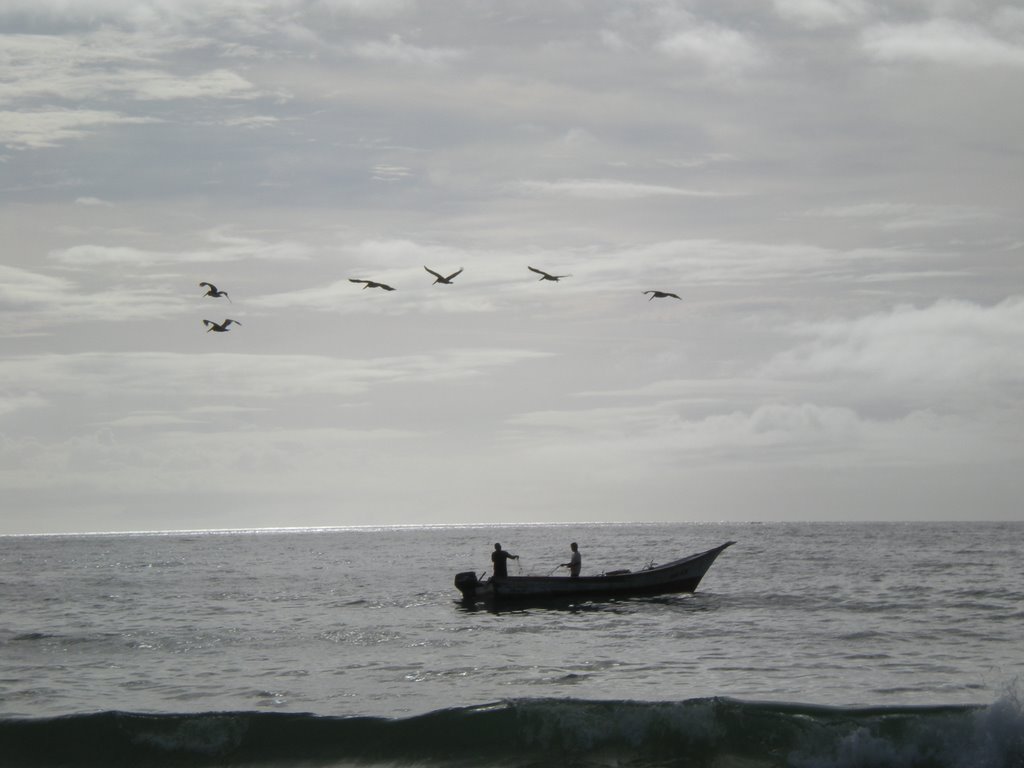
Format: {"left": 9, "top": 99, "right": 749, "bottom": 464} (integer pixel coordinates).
{"left": 562, "top": 542, "right": 581, "bottom": 578}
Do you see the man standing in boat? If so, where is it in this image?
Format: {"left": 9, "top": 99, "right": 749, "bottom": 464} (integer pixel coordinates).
{"left": 562, "top": 542, "right": 581, "bottom": 578}
{"left": 491, "top": 543, "right": 519, "bottom": 580}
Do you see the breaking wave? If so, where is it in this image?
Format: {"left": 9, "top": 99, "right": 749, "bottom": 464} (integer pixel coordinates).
{"left": 2, "top": 695, "right": 1022, "bottom": 767}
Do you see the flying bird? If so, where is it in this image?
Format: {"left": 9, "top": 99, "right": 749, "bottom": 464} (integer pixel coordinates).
{"left": 424, "top": 266, "right": 463, "bottom": 284}
{"left": 203, "top": 319, "right": 242, "bottom": 333}
{"left": 528, "top": 266, "right": 571, "bottom": 282}
{"left": 199, "top": 282, "right": 231, "bottom": 302}
{"left": 349, "top": 279, "right": 396, "bottom": 291}
{"left": 643, "top": 291, "right": 681, "bottom": 301}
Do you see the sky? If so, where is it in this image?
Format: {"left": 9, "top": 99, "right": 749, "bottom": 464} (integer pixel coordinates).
{"left": 2, "top": 0, "right": 1023, "bottom": 534}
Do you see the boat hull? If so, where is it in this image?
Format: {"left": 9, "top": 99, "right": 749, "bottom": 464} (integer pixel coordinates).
{"left": 455, "top": 541, "right": 734, "bottom": 603}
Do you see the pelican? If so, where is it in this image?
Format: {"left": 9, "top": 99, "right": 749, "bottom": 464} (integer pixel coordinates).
{"left": 644, "top": 291, "right": 681, "bottom": 301}
{"left": 528, "top": 266, "right": 571, "bottom": 282}
{"left": 424, "top": 266, "right": 463, "bottom": 284}
{"left": 203, "top": 319, "right": 242, "bottom": 333}
{"left": 349, "top": 279, "right": 396, "bottom": 291}
{"left": 199, "top": 282, "right": 231, "bottom": 302}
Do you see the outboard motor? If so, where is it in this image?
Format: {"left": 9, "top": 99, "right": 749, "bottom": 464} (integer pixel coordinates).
{"left": 454, "top": 571, "right": 479, "bottom": 601}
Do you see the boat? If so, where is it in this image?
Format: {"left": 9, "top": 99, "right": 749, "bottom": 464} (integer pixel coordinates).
{"left": 454, "top": 541, "right": 735, "bottom": 603}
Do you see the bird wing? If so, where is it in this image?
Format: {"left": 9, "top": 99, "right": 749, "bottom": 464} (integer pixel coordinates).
{"left": 424, "top": 266, "right": 443, "bottom": 279}
{"left": 202, "top": 319, "right": 214, "bottom": 327}
{"left": 528, "top": 266, "right": 550, "bottom": 277}
{"left": 226, "top": 319, "right": 241, "bottom": 326}
{"left": 668, "top": 293, "right": 681, "bottom": 299}
{"left": 445, "top": 267, "right": 464, "bottom": 280}
{"left": 200, "top": 282, "right": 216, "bottom": 290}
{"left": 380, "top": 284, "right": 396, "bottom": 291}
{"left": 349, "top": 278, "right": 369, "bottom": 285}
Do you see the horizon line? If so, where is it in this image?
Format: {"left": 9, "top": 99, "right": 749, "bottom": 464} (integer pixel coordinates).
{"left": 1, "top": 519, "right": 1018, "bottom": 538}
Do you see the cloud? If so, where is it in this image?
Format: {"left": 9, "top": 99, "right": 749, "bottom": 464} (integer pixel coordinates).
{"left": 316, "top": 0, "right": 411, "bottom": 16}
{"left": 344, "top": 239, "right": 475, "bottom": 268}
{"left": 657, "top": 153, "right": 737, "bottom": 170}
{"left": 108, "top": 68, "right": 258, "bottom": 101}
{"left": 807, "top": 201, "right": 994, "bottom": 231}
{"left": 0, "top": 0, "right": 412, "bottom": 23}
{"left": 670, "top": 402, "right": 867, "bottom": 461}
{"left": 598, "top": 239, "right": 918, "bottom": 286}
{"left": 0, "top": 109, "right": 158, "bottom": 149}
{"left": 49, "top": 232, "right": 313, "bottom": 267}
{"left": 514, "top": 179, "right": 730, "bottom": 200}
{"left": 0, "top": 32, "right": 260, "bottom": 107}
{"left": 683, "top": 403, "right": 1024, "bottom": 466}
{"left": 351, "top": 34, "right": 463, "bottom": 66}
{"left": 0, "top": 424, "right": 423, "bottom": 496}
{"left": 97, "top": 412, "right": 206, "bottom": 428}
{"left": 773, "top": 0, "right": 866, "bottom": 28}
{"left": 0, "top": 393, "right": 47, "bottom": 418}
{"left": 656, "top": 22, "right": 764, "bottom": 76}
{"left": 0, "top": 265, "right": 76, "bottom": 306}
{"left": 0, "top": 264, "right": 186, "bottom": 334}
{"left": 765, "top": 297, "right": 1024, "bottom": 385}
{"left": 503, "top": 393, "right": 1024, "bottom": 473}
{"left": 371, "top": 164, "right": 413, "bottom": 181}
{"left": 49, "top": 245, "right": 166, "bottom": 267}
{"left": 504, "top": 397, "right": 1021, "bottom": 468}
{"left": 0, "top": 29, "right": 264, "bottom": 150}
{"left": 0, "top": 350, "right": 552, "bottom": 402}
{"left": 0, "top": 344, "right": 551, "bottom": 499}
{"left": 863, "top": 19, "right": 1024, "bottom": 67}
{"left": 218, "top": 115, "right": 281, "bottom": 130}
{"left": 576, "top": 377, "right": 794, "bottom": 403}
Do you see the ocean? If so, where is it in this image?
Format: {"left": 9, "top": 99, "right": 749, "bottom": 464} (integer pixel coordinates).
{"left": 0, "top": 521, "right": 1021, "bottom": 767}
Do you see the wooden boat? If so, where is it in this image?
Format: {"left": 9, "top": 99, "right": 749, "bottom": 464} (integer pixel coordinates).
{"left": 454, "top": 541, "right": 734, "bottom": 603}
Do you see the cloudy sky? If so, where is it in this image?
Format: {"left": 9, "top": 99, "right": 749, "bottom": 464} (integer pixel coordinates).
{"left": 2, "top": 0, "right": 1022, "bottom": 534}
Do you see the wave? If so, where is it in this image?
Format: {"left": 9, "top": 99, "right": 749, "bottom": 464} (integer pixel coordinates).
{"left": 1, "top": 695, "right": 1021, "bottom": 768}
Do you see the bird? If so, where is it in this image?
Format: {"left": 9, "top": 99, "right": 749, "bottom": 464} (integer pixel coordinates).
{"left": 203, "top": 319, "right": 242, "bottom": 333}
{"left": 528, "top": 266, "right": 571, "bottom": 282}
{"left": 424, "top": 266, "right": 463, "bottom": 284}
{"left": 349, "top": 279, "right": 396, "bottom": 291}
{"left": 199, "top": 282, "right": 231, "bottom": 302}
{"left": 644, "top": 291, "right": 681, "bottom": 301}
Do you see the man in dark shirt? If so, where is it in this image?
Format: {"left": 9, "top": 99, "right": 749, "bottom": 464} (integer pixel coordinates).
{"left": 491, "top": 543, "right": 519, "bottom": 579}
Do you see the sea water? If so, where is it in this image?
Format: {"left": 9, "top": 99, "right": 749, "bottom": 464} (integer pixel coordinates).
{"left": 1, "top": 521, "right": 1021, "bottom": 767}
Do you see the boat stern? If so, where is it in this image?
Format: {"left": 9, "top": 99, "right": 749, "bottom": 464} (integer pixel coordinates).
{"left": 454, "top": 571, "right": 480, "bottom": 601}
